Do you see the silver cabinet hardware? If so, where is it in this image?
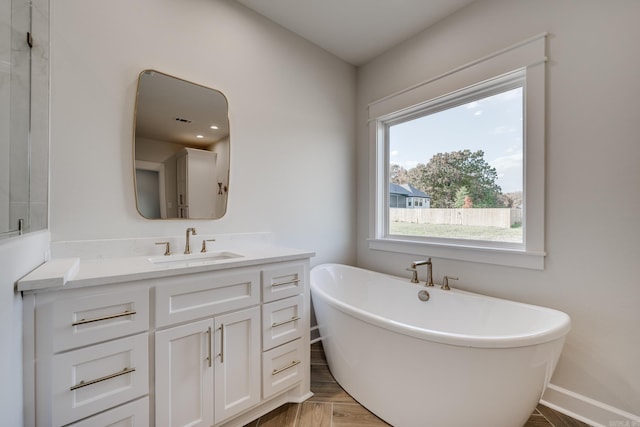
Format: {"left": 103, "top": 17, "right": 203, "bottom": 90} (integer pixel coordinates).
{"left": 70, "top": 367, "right": 135, "bottom": 391}
{"left": 271, "top": 278, "right": 300, "bottom": 287}
{"left": 72, "top": 310, "right": 136, "bottom": 326}
{"left": 206, "top": 327, "right": 212, "bottom": 367}
{"left": 218, "top": 324, "right": 225, "bottom": 363}
{"left": 271, "top": 316, "right": 300, "bottom": 328}
{"left": 272, "top": 360, "right": 301, "bottom": 376}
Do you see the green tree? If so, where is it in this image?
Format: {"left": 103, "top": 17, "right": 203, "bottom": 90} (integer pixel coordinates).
{"left": 389, "top": 163, "right": 409, "bottom": 184}
{"left": 414, "top": 150, "right": 503, "bottom": 208}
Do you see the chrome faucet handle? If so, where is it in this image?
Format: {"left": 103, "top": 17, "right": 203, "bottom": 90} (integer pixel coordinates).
{"left": 441, "top": 275, "right": 458, "bottom": 290}
{"left": 406, "top": 267, "right": 419, "bottom": 284}
{"left": 201, "top": 239, "right": 216, "bottom": 253}
{"left": 155, "top": 241, "right": 172, "bottom": 256}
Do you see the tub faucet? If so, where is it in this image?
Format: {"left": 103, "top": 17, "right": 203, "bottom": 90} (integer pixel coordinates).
{"left": 411, "top": 258, "right": 434, "bottom": 286}
{"left": 184, "top": 227, "right": 197, "bottom": 254}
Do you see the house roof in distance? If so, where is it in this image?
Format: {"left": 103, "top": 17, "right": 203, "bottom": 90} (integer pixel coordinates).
{"left": 389, "top": 183, "right": 430, "bottom": 198}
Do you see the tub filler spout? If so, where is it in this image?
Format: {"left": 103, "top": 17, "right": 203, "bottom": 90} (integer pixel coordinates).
{"left": 411, "top": 258, "right": 434, "bottom": 286}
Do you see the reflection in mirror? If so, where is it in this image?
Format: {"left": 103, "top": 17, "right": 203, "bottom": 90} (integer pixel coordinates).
{"left": 134, "top": 70, "right": 229, "bottom": 219}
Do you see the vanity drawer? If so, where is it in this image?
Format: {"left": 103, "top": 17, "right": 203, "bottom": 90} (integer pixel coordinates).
{"left": 68, "top": 396, "right": 149, "bottom": 426}
{"left": 52, "top": 333, "right": 149, "bottom": 426}
{"left": 156, "top": 269, "right": 260, "bottom": 327}
{"left": 262, "top": 338, "right": 305, "bottom": 399}
{"left": 262, "top": 294, "right": 304, "bottom": 351}
{"left": 262, "top": 263, "right": 305, "bottom": 302}
{"left": 52, "top": 287, "right": 149, "bottom": 353}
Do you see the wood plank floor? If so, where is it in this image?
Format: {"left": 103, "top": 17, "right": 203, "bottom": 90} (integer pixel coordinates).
{"left": 245, "top": 342, "right": 592, "bottom": 427}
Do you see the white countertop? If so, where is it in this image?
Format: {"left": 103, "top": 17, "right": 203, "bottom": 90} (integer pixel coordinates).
{"left": 18, "top": 243, "right": 315, "bottom": 292}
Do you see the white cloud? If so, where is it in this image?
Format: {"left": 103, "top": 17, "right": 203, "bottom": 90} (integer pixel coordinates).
{"left": 404, "top": 160, "right": 419, "bottom": 169}
{"left": 491, "top": 152, "right": 523, "bottom": 192}
{"left": 474, "top": 110, "right": 483, "bottom": 116}
{"left": 492, "top": 125, "right": 517, "bottom": 135}
{"left": 491, "top": 152, "right": 522, "bottom": 171}
{"left": 390, "top": 150, "right": 398, "bottom": 157}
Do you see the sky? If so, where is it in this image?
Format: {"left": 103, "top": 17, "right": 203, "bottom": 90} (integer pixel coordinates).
{"left": 389, "top": 87, "right": 523, "bottom": 193}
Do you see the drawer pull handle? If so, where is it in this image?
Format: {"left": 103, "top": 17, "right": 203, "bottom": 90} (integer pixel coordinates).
{"left": 218, "top": 324, "right": 225, "bottom": 363}
{"left": 272, "top": 316, "right": 300, "bottom": 328}
{"left": 272, "top": 360, "right": 301, "bottom": 376}
{"left": 206, "top": 327, "right": 212, "bottom": 367}
{"left": 72, "top": 310, "right": 136, "bottom": 326}
{"left": 70, "top": 367, "right": 136, "bottom": 391}
{"left": 271, "top": 278, "right": 300, "bottom": 287}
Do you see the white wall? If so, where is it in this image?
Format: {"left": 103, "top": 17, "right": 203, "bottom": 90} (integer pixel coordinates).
{"left": 356, "top": 0, "right": 640, "bottom": 423}
{"left": 0, "top": 231, "right": 49, "bottom": 426}
{"left": 49, "top": 0, "right": 356, "bottom": 265}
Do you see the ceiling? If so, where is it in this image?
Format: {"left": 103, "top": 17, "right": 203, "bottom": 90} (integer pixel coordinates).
{"left": 135, "top": 71, "right": 229, "bottom": 149}
{"left": 233, "top": 0, "right": 477, "bottom": 66}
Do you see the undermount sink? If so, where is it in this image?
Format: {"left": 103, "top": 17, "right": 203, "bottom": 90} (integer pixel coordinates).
{"left": 148, "top": 251, "right": 243, "bottom": 265}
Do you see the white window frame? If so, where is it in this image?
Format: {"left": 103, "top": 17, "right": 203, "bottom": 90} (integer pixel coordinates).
{"left": 367, "top": 34, "right": 547, "bottom": 270}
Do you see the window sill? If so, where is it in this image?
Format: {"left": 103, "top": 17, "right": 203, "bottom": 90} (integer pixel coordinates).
{"left": 368, "top": 238, "right": 545, "bottom": 270}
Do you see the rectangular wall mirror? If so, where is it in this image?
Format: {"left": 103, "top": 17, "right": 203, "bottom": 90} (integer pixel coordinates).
{"left": 133, "top": 70, "right": 230, "bottom": 220}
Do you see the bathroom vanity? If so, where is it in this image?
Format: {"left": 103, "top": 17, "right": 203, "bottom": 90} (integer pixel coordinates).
{"left": 18, "top": 241, "right": 313, "bottom": 427}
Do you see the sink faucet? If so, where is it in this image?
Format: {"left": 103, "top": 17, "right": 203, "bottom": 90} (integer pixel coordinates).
{"left": 411, "top": 258, "right": 434, "bottom": 286}
{"left": 184, "top": 227, "right": 197, "bottom": 254}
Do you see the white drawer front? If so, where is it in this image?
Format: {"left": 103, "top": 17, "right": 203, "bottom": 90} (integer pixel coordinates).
{"left": 68, "top": 396, "right": 149, "bottom": 427}
{"left": 262, "top": 295, "right": 304, "bottom": 351}
{"left": 52, "top": 288, "right": 149, "bottom": 352}
{"left": 262, "top": 263, "right": 305, "bottom": 303}
{"left": 262, "top": 338, "right": 304, "bottom": 399}
{"left": 156, "top": 269, "right": 260, "bottom": 327}
{"left": 52, "top": 333, "right": 149, "bottom": 426}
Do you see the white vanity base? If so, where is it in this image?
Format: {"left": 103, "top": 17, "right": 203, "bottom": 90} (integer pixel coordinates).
{"left": 20, "top": 240, "right": 314, "bottom": 427}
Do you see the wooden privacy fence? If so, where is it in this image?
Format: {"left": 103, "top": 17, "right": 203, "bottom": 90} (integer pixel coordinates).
{"left": 390, "top": 208, "right": 522, "bottom": 229}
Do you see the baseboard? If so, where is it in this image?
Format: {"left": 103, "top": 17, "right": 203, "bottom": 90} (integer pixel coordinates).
{"left": 541, "top": 384, "right": 640, "bottom": 427}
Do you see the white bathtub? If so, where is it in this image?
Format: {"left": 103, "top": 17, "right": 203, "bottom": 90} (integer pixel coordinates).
{"left": 310, "top": 263, "right": 571, "bottom": 427}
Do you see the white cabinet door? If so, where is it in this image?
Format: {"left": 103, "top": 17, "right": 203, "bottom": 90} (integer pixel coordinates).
{"left": 156, "top": 319, "right": 214, "bottom": 427}
{"left": 214, "top": 306, "right": 261, "bottom": 424}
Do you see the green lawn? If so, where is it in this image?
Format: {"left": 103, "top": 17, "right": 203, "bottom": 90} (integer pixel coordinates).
{"left": 390, "top": 221, "right": 523, "bottom": 243}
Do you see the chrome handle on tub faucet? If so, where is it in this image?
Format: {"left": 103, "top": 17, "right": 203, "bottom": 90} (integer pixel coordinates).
{"left": 406, "top": 267, "right": 419, "bottom": 283}
{"left": 442, "top": 275, "right": 458, "bottom": 290}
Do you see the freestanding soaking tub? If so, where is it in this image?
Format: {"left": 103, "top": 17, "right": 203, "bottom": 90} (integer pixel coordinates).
{"left": 310, "top": 264, "right": 571, "bottom": 427}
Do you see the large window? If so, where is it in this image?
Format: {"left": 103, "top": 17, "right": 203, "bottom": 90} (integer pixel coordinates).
{"left": 368, "top": 35, "right": 547, "bottom": 269}
{"left": 387, "top": 72, "right": 524, "bottom": 244}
